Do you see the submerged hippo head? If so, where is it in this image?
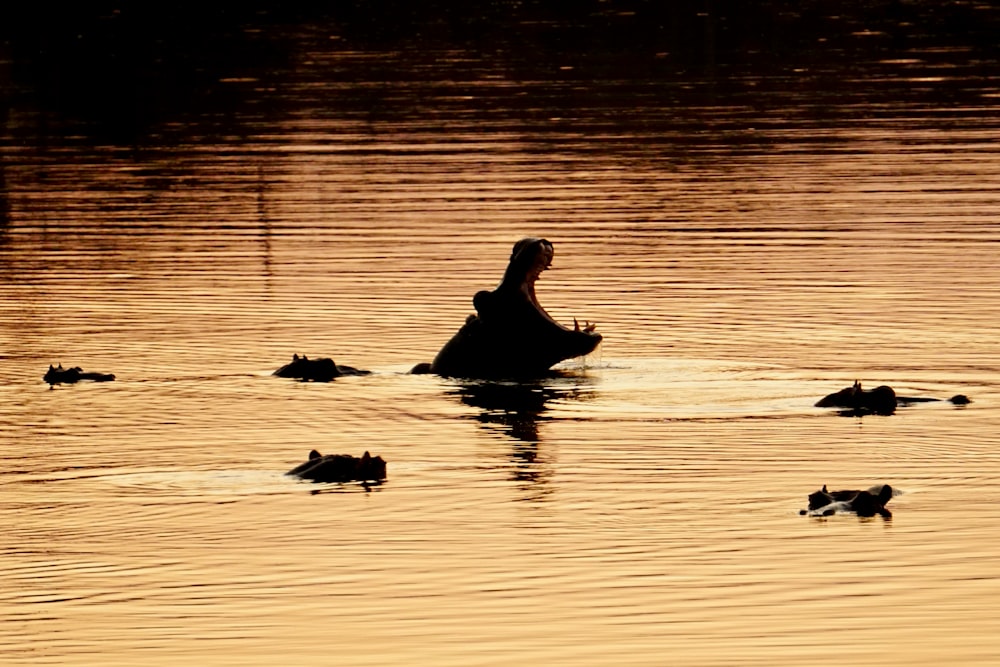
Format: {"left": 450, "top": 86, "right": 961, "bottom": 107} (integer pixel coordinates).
{"left": 420, "top": 238, "right": 602, "bottom": 378}
{"left": 44, "top": 363, "right": 115, "bottom": 385}
{"left": 273, "top": 354, "right": 370, "bottom": 382}
{"left": 287, "top": 449, "right": 387, "bottom": 483}
{"left": 816, "top": 381, "right": 897, "bottom": 415}
{"left": 801, "top": 483, "right": 894, "bottom": 518}
{"left": 816, "top": 381, "right": 971, "bottom": 415}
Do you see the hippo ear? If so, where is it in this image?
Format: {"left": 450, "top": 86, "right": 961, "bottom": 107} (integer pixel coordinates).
{"left": 293, "top": 353, "right": 299, "bottom": 361}
{"left": 877, "top": 484, "right": 893, "bottom": 504}
{"left": 821, "top": 485, "right": 828, "bottom": 493}
{"left": 473, "top": 290, "right": 496, "bottom": 317}
{"left": 308, "top": 449, "right": 322, "bottom": 460}
{"left": 361, "top": 451, "right": 371, "bottom": 463}
{"left": 49, "top": 364, "right": 55, "bottom": 371}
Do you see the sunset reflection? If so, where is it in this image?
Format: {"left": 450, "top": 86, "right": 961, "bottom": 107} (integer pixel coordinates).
{"left": 2, "top": 3, "right": 1000, "bottom": 666}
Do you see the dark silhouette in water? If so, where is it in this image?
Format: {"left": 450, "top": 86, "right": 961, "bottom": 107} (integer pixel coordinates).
{"left": 816, "top": 381, "right": 970, "bottom": 416}
{"left": 273, "top": 354, "right": 370, "bottom": 382}
{"left": 800, "top": 484, "right": 894, "bottom": 518}
{"left": 815, "top": 381, "right": 898, "bottom": 415}
{"left": 413, "top": 238, "right": 602, "bottom": 379}
{"left": 287, "top": 449, "right": 387, "bottom": 483}
{"left": 44, "top": 364, "right": 115, "bottom": 386}
{"left": 452, "top": 380, "right": 558, "bottom": 443}
{"left": 448, "top": 375, "right": 594, "bottom": 442}
{"left": 445, "top": 375, "right": 594, "bottom": 500}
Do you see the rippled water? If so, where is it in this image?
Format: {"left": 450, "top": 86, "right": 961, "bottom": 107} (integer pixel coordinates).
{"left": 3, "top": 15, "right": 1000, "bottom": 666}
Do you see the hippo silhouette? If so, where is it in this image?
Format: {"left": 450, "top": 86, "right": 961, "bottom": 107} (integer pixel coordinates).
{"left": 412, "top": 237, "right": 602, "bottom": 378}
{"left": 800, "top": 484, "right": 894, "bottom": 518}
{"left": 44, "top": 364, "right": 115, "bottom": 386}
{"left": 287, "top": 449, "right": 387, "bottom": 483}
{"left": 273, "top": 354, "right": 370, "bottom": 382}
{"left": 816, "top": 380, "right": 970, "bottom": 416}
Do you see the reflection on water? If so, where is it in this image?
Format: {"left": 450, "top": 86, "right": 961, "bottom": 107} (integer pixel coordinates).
{"left": 2, "top": 7, "right": 1000, "bottom": 667}
{"left": 450, "top": 374, "right": 600, "bottom": 502}
{"left": 450, "top": 373, "right": 596, "bottom": 442}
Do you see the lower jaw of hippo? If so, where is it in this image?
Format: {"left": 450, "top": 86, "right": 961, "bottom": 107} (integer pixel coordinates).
{"left": 429, "top": 323, "right": 602, "bottom": 379}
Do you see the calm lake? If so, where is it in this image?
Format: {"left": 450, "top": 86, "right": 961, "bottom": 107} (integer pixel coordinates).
{"left": 2, "top": 8, "right": 1000, "bottom": 666}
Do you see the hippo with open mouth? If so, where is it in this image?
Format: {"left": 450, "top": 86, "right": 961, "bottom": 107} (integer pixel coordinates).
{"left": 412, "top": 237, "right": 603, "bottom": 378}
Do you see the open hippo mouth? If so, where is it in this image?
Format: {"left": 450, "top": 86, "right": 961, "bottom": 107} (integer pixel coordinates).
{"left": 479, "top": 237, "right": 598, "bottom": 335}
{"left": 420, "top": 237, "right": 602, "bottom": 379}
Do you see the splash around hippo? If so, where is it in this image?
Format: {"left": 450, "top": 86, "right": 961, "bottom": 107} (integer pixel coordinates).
{"left": 412, "top": 237, "right": 603, "bottom": 379}
{"left": 800, "top": 484, "right": 895, "bottom": 518}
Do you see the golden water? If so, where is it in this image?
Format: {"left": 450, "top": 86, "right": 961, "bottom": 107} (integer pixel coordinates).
{"left": 2, "top": 36, "right": 1000, "bottom": 666}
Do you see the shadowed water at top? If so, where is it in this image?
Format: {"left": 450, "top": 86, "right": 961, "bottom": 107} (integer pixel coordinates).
{"left": 2, "top": 1, "right": 998, "bottom": 142}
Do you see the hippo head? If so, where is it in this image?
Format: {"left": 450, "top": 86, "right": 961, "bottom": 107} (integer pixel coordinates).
{"left": 425, "top": 238, "right": 602, "bottom": 378}
{"left": 802, "top": 483, "right": 894, "bottom": 518}
{"left": 287, "top": 449, "right": 387, "bottom": 483}
{"left": 815, "top": 380, "right": 897, "bottom": 415}
{"left": 273, "top": 354, "right": 341, "bottom": 382}
{"left": 503, "top": 237, "right": 555, "bottom": 286}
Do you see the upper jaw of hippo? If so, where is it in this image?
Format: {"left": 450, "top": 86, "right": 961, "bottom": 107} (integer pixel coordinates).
{"left": 500, "top": 237, "right": 598, "bottom": 337}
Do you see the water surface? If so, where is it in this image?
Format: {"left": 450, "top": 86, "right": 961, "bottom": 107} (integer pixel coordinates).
{"left": 2, "top": 15, "right": 1000, "bottom": 666}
